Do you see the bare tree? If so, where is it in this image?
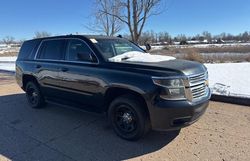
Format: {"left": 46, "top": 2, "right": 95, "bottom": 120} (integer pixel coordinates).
{"left": 34, "top": 31, "right": 51, "bottom": 38}
{"left": 137, "top": 30, "right": 153, "bottom": 44}
{"left": 242, "top": 31, "right": 249, "bottom": 42}
{"left": 100, "top": 0, "right": 162, "bottom": 43}
{"left": 202, "top": 31, "right": 212, "bottom": 43}
{"left": 88, "top": 0, "right": 123, "bottom": 36}
{"left": 2, "top": 36, "right": 15, "bottom": 45}
{"left": 158, "top": 32, "right": 171, "bottom": 43}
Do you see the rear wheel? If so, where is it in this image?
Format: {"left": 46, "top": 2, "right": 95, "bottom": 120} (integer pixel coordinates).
{"left": 25, "top": 81, "right": 45, "bottom": 108}
{"left": 108, "top": 95, "right": 150, "bottom": 141}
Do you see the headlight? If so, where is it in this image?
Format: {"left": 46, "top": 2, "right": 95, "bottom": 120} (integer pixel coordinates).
{"left": 152, "top": 78, "right": 184, "bottom": 87}
{"left": 152, "top": 77, "right": 186, "bottom": 100}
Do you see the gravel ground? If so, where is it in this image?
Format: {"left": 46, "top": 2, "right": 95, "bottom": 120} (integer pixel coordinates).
{"left": 0, "top": 72, "right": 249, "bottom": 161}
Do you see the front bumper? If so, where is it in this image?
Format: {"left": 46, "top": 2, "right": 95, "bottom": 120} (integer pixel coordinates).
{"left": 148, "top": 90, "right": 211, "bottom": 131}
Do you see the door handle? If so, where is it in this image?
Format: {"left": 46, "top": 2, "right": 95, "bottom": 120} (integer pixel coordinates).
{"left": 60, "top": 67, "right": 68, "bottom": 72}
{"left": 36, "top": 64, "right": 42, "bottom": 69}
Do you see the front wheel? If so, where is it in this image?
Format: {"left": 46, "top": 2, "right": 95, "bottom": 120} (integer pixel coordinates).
{"left": 25, "top": 81, "right": 45, "bottom": 108}
{"left": 108, "top": 95, "right": 150, "bottom": 141}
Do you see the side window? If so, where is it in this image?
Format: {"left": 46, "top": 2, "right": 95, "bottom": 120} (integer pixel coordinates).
{"left": 37, "top": 40, "right": 65, "bottom": 60}
{"left": 66, "top": 39, "right": 93, "bottom": 62}
{"left": 18, "top": 39, "right": 41, "bottom": 60}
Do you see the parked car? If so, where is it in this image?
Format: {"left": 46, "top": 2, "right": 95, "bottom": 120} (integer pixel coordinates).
{"left": 16, "top": 35, "right": 211, "bottom": 140}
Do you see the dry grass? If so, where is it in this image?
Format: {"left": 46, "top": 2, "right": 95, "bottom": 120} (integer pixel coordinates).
{"left": 183, "top": 49, "right": 204, "bottom": 63}
{"left": 194, "top": 46, "right": 250, "bottom": 53}
{"left": 162, "top": 45, "right": 250, "bottom": 54}
{"left": 246, "top": 55, "right": 250, "bottom": 62}
{"left": 151, "top": 45, "right": 250, "bottom": 63}
{"left": 0, "top": 51, "right": 18, "bottom": 57}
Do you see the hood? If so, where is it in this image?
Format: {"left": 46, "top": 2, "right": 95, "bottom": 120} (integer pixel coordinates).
{"left": 108, "top": 52, "right": 206, "bottom": 76}
{"left": 113, "top": 59, "right": 207, "bottom": 76}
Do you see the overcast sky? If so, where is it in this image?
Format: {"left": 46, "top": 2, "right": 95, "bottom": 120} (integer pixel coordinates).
{"left": 0, "top": 0, "right": 249, "bottom": 40}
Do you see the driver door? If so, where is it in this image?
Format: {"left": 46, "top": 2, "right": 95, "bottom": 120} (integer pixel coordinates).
{"left": 57, "top": 39, "right": 103, "bottom": 109}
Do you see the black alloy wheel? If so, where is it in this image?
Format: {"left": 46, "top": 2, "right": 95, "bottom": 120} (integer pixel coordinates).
{"left": 25, "top": 81, "right": 45, "bottom": 108}
{"left": 108, "top": 95, "right": 150, "bottom": 141}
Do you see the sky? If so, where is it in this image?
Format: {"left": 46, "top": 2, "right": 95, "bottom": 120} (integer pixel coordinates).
{"left": 0, "top": 0, "right": 250, "bottom": 40}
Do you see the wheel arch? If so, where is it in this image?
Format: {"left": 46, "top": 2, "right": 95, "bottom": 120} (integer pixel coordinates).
{"left": 104, "top": 86, "right": 151, "bottom": 120}
{"left": 22, "top": 74, "right": 39, "bottom": 90}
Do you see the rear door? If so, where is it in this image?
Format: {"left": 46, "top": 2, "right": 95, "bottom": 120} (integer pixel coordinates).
{"left": 35, "top": 39, "right": 66, "bottom": 98}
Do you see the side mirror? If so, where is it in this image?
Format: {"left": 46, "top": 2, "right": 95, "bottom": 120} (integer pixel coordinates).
{"left": 77, "top": 53, "right": 93, "bottom": 62}
{"left": 145, "top": 43, "right": 151, "bottom": 51}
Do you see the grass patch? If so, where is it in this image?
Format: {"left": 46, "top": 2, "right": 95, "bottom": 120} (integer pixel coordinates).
{"left": 151, "top": 45, "right": 250, "bottom": 63}
{"left": 0, "top": 51, "right": 18, "bottom": 57}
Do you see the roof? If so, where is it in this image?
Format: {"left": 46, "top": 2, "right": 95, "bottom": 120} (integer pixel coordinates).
{"left": 84, "top": 35, "right": 121, "bottom": 40}
{"left": 31, "top": 35, "right": 121, "bottom": 41}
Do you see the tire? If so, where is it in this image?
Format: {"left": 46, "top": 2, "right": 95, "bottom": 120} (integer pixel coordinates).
{"left": 25, "top": 81, "right": 45, "bottom": 108}
{"left": 108, "top": 95, "right": 150, "bottom": 141}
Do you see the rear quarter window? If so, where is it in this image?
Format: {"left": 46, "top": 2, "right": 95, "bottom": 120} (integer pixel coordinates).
{"left": 18, "top": 39, "right": 41, "bottom": 60}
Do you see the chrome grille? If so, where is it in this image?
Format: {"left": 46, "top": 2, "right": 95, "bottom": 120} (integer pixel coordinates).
{"left": 188, "top": 73, "right": 207, "bottom": 100}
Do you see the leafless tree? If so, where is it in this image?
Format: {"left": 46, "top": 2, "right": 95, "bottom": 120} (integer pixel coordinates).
{"left": 202, "top": 31, "right": 212, "bottom": 43}
{"left": 34, "top": 31, "right": 51, "bottom": 38}
{"left": 100, "top": 0, "right": 163, "bottom": 43}
{"left": 242, "top": 31, "right": 249, "bottom": 42}
{"left": 158, "top": 31, "right": 171, "bottom": 43}
{"left": 2, "top": 36, "right": 15, "bottom": 44}
{"left": 88, "top": 0, "right": 123, "bottom": 36}
{"left": 138, "top": 31, "right": 152, "bottom": 44}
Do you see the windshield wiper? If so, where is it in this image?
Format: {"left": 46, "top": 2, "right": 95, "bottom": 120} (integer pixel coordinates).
{"left": 121, "top": 56, "right": 131, "bottom": 61}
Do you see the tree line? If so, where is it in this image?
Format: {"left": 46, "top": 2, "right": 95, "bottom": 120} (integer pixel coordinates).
{"left": 1, "top": 30, "right": 250, "bottom": 45}
{"left": 133, "top": 31, "right": 250, "bottom": 45}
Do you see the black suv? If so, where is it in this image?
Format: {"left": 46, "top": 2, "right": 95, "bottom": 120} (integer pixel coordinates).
{"left": 16, "top": 35, "right": 211, "bottom": 140}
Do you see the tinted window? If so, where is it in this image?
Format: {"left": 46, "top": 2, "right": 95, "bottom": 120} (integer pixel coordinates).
{"left": 38, "top": 40, "right": 65, "bottom": 60}
{"left": 66, "top": 39, "right": 93, "bottom": 62}
{"left": 18, "top": 39, "right": 41, "bottom": 60}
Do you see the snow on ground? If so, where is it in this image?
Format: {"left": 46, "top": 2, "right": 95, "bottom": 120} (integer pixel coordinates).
{"left": 140, "top": 45, "right": 165, "bottom": 50}
{"left": 150, "top": 43, "right": 250, "bottom": 49}
{"left": 205, "top": 63, "right": 250, "bottom": 98}
{"left": 188, "top": 43, "right": 250, "bottom": 48}
{"left": 0, "top": 56, "right": 249, "bottom": 98}
{"left": 0, "top": 57, "right": 16, "bottom": 71}
{"left": 140, "top": 43, "right": 250, "bottom": 51}
{"left": 150, "top": 46, "right": 165, "bottom": 50}
{"left": 0, "top": 63, "right": 15, "bottom": 72}
{"left": 0, "top": 56, "right": 17, "bottom": 62}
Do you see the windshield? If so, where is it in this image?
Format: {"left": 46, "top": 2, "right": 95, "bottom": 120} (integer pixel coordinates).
{"left": 92, "top": 38, "right": 145, "bottom": 60}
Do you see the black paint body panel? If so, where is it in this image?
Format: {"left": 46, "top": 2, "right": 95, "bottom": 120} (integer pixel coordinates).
{"left": 16, "top": 35, "right": 211, "bottom": 130}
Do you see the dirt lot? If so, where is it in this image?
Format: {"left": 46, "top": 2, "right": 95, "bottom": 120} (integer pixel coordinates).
{"left": 0, "top": 72, "right": 249, "bottom": 161}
